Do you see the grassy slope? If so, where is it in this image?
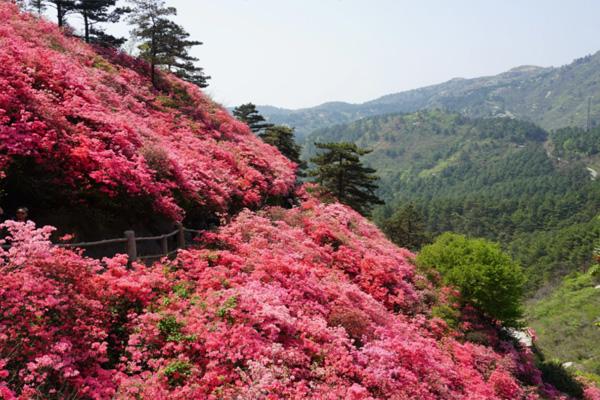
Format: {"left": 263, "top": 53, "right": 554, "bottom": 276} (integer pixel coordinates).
{"left": 527, "top": 265, "right": 600, "bottom": 376}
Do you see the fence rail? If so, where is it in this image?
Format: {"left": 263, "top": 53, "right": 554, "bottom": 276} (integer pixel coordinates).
{"left": 1, "top": 223, "right": 199, "bottom": 264}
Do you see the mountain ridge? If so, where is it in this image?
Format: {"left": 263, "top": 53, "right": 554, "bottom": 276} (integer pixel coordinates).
{"left": 258, "top": 52, "right": 600, "bottom": 138}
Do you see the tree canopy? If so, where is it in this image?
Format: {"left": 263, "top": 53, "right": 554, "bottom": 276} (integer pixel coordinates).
{"left": 259, "top": 125, "right": 305, "bottom": 172}
{"left": 76, "top": 0, "right": 129, "bottom": 45}
{"left": 128, "top": 0, "right": 209, "bottom": 88}
{"left": 381, "top": 203, "right": 429, "bottom": 251}
{"left": 233, "top": 103, "right": 273, "bottom": 134}
{"left": 417, "top": 232, "right": 526, "bottom": 326}
{"left": 309, "top": 142, "right": 383, "bottom": 216}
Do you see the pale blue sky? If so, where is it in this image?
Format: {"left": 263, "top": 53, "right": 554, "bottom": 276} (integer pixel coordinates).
{"left": 64, "top": 0, "right": 600, "bottom": 108}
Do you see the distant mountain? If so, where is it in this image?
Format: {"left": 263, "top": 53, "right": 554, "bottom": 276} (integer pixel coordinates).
{"left": 260, "top": 52, "right": 600, "bottom": 138}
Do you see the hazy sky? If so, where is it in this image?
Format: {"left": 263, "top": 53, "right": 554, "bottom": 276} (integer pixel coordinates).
{"left": 68, "top": 0, "right": 600, "bottom": 109}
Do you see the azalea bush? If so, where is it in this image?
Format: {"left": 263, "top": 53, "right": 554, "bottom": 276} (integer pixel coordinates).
{"left": 0, "top": 221, "right": 168, "bottom": 399}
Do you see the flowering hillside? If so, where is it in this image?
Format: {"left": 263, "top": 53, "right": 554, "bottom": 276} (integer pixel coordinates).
{"left": 0, "top": 2, "right": 295, "bottom": 220}
{"left": 2, "top": 3, "right": 600, "bottom": 400}
{"left": 1, "top": 198, "right": 600, "bottom": 399}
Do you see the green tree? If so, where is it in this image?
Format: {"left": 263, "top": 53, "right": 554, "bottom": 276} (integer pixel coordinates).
{"left": 128, "top": 0, "right": 209, "bottom": 88}
{"left": 382, "top": 203, "right": 428, "bottom": 251}
{"left": 309, "top": 142, "right": 384, "bottom": 216}
{"left": 233, "top": 103, "right": 273, "bottom": 134}
{"left": 259, "top": 125, "right": 306, "bottom": 172}
{"left": 75, "top": 0, "right": 129, "bottom": 45}
{"left": 417, "top": 232, "right": 526, "bottom": 326}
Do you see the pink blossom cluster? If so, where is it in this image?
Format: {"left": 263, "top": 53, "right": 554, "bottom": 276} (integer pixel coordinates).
{"left": 2, "top": 203, "right": 598, "bottom": 399}
{"left": 0, "top": 3, "right": 296, "bottom": 220}
{"left": 0, "top": 221, "right": 168, "bottom": 399}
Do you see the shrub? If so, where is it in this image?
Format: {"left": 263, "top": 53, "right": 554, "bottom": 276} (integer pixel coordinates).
{"left": 417, "top": 233, "right": 526, "bottom": 326}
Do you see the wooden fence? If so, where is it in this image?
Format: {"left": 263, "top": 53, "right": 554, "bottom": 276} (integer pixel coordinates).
{"left": 1, "top": 223, "right": 204, "bottom": 264}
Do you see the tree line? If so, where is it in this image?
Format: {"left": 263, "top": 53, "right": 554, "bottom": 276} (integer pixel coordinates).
{"left": 18, "top": 0, "right": 209, "bottom": 88}
{"left": 232, "top": 103, "right": 384, "bottom": 216}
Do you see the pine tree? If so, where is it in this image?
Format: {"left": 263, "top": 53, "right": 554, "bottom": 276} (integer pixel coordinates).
{"left": 382, "top": 203, "right": 429, "bottom": 250}
{"left": 309, "top": 142, "right": 384, "bottom": 215}
{"left": 232, "top": 103, "right": 273, "bottom": 134}
{"left": 43, "top": 0, "right": 77, "bottom": 27}
{"left": 127, "top": 0, "right": 209, "bottom": 88}
{"left": 75, "top": 0, "right": 129, "bottom": 46}
{"left": 259, "top": 125, "right": 306, "bottom": 173}
{"left": 152, "top": 19, "right": 210, "bottom": 88}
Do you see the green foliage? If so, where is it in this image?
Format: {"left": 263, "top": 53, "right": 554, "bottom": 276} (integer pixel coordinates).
{"left": 417, "top": 233, "right": 526, "bottom": 326}
{"left": 381, "top": 203, "right": 429, "bottom": 251}
{"left": 259, "top": 125, "right": 306, "bottom": 172}
{"left": 163, "top": 360, "right": 192, "bottom": 387}
{"left": 216, "top": 296, "right": 237, "bottom": 322}
{"left": 128, "top": 0, "right": 209, "bottom": 88}
{"left": 157, "top": 314, "right": 185, "bottom": 342}
{"left": 527, "top": 265, "right": 600, "bottom": 376}
{"left": 309, "top": 142, "right": 384, "bottom": 216}
{"left": 431, "top": 304, "right": 460, "bottom": 328}
{"left": 233, "top": 103, "right": 273, "bottom": 134}
{"left": 552, "top": 126, "right": 600, "bottom": 159}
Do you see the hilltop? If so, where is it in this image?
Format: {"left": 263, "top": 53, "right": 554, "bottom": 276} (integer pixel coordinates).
{"left": 260, "top": 53, "right": 600, "bottom": 138}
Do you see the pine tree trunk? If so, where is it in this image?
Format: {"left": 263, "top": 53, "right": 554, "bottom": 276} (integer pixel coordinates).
{"left": 151, "top": 29, "right": 157, "bottom": 88}
{"left": 57, "top": 2, "right": 63, "bottom": 27}
{"left": 337, "top": 154, "right": 345, "bottom": 202}
{"left": 83, "top": 10, "right": 90, "bottom": 43}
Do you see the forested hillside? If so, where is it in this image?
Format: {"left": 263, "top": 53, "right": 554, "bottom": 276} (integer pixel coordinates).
{"left": 305, "top": 110, "right": 600, "bottom": 290}
{"left": 261, "top": 53, "right": 600, "bottom": 138}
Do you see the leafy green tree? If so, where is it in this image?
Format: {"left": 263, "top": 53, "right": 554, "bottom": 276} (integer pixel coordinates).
{"left": 309, "top": 142, "right": 383, "bottom": 216}
{"left": 233, "top": 103, "right": 273, "bottom": 134}
{"left": 417, "top": 232, "right": 526, "bottom": 326}
{"left": 382, "top": 203, "right": 428, "bottom": 251}
{"left": 259, "top": 125, "right": 306, "bottom": 172}
{"left": 128, "top": 0, "right": 209, "bottom": 88}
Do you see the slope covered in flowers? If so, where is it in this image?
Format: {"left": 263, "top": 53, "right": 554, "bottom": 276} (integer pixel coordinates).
{"left": 2, "top": 3, "right": 600, "bottom": 400}
{"left": 2, "top": 197, "right": 600, "bottom": 399}
{"left": 0, "top": 3, "right": 295, "bottom": 220}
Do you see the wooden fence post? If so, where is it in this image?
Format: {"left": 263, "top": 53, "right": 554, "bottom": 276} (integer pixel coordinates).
{"left": 176, "top": 223, "right": 185, "bottom": 250}
{"left": 161, "top": 235, "right": 169, "bottom": 256}
{"left": 124, "top": 230, "right": 137, "bottom": 264}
